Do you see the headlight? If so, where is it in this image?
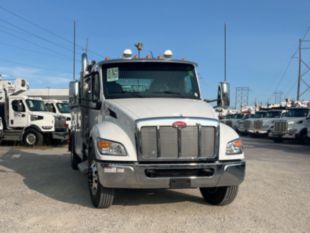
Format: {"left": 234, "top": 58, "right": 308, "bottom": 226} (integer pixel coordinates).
{"left": 31, "top": 115, "right": 44, "bottom": 121}
{"left": 226, "top": 139, "right": 243, "bottom": 155}
{"left": 96, "top": 138, "right": 127, "bottom": 156}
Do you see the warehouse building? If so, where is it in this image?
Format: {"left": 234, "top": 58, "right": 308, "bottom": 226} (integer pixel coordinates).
{"left": 17, "top": 88, "right": 69, "bottom": 101}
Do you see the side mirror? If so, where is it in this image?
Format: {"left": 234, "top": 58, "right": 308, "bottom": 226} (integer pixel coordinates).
{"left": 217, "top": 81, "right": 230, "bottom": 108}
{"left": 69, "top": 81, "right": 79, "bottom": 105}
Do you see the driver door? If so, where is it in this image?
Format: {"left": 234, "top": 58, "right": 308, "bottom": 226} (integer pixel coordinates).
{"left": 9, "top": 99, "right": 28, "bottom": 128}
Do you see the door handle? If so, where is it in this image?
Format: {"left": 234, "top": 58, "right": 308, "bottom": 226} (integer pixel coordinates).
{"left": 21, "top": 114, "right": 26, "bottom": 117}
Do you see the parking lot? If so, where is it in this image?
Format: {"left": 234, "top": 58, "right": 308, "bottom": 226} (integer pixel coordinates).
{"left": 0, "top": 138, "right": 309, "bottom": 233}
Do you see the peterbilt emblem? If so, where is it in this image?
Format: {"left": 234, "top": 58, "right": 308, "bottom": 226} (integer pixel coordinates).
{"left": 172, "top": 121, "right": 187, "bottom": 128}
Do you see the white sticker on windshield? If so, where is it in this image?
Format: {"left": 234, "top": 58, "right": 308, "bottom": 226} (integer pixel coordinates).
{"left": 107, "top": 67, "right": 119, "bottom": 82}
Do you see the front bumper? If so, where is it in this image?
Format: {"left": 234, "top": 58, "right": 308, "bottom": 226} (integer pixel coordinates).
{"left": 248, "top": 129, "right": 269, "bottom": 134}
{"left": 52, "top": 131, "right": 69, "bottom": 140}
{"left": 272, "top": 131, "right": 298, "bottom": 139}
{"left": 97, "top": 160, "right": 245, "bottom": 189}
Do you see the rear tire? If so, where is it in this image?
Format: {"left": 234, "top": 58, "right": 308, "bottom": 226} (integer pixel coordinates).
{"left": 70, "top": 135, "right": 81, "bottom": 170}
{"left": 23, "top": 129, "right": 43, "bottom": 146}
{"left": 200, "top": 186, "right": 239, "bottom": 206}
{"left": 88, "top": 143, "right": 114, "bottom": 208}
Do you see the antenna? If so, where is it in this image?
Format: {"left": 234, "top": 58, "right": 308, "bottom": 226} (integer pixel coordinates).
{"left": 135, "top": 42, "right": 143, "bottom": 58}
{"left": 85, "top": 38, "right": 89, "bottom": 54}
{"left": 224, "top": 23, "right": 227, "bottom": 82}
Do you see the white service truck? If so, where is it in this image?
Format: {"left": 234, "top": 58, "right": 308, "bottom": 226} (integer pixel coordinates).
{"left": 272, "top": 108, "right": 310, "bottom": 143}
{"left": 69, "top": 50, "right": 245, "bottom": 208}
{"left": 247, "top": 110, "right": 284, "bottom": 137}
{"left": 44, "top": 99, "right": 71, "bottom": 129}
{"left": 0, "top": 78, "right": 68, "bottom": 146}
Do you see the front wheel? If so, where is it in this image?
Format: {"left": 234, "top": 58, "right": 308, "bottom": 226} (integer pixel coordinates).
{"left": 273, "top": 137, "right": 283, "bottom": 143}
{"left": 23, "top": 129, "right": 43, "bottom": 146}
{"left": 88, "top": 145, "right": 114, "bottom": 208}
{"left": 200, "top": 186, "right": 239, "bottom": 205}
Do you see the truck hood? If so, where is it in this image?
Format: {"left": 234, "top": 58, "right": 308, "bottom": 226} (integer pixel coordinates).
{"left": 105, "top": 98, "right": 218, "bottom": 121}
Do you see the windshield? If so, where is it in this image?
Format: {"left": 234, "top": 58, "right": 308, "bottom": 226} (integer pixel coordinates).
{"left": 26, "top": 99, "right": 46, "bottom": 112}
{"left": 253, "top": 112, "right": 267, "bottom": 118}
{"left": 56, "top": 102, "right": 70, "bottom": 113}
{"left": 266, "top": 111, "right": 281, "bottom": 118}
{"left": 286, "top": 109, "right": 309, "bottom": 118}
{"left": 102, "top": 62, "right": 200, "bottom": 99}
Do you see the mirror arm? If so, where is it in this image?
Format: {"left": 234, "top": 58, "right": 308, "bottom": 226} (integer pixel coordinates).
{"left": 204, "top": 99, "right": 218, "bottom": 103}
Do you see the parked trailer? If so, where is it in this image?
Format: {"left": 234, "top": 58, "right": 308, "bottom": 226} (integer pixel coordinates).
{"left": 69, "top": 49, "right": 245, "bottom": 208}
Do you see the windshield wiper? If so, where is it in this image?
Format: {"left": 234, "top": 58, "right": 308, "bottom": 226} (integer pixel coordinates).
{"left": 150, "top": 91, "right": 193, "bottom": 98}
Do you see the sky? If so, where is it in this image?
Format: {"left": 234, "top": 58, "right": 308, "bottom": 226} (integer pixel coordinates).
{"left": 0, "top": 0, "right": 310, "bottom": 107}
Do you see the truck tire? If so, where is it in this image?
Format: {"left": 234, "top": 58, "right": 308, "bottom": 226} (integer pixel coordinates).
{"left": 273, "top": 137, "right": 283, "bottom": 143}
{"left": 200, "top": 186, "right": 239, "bottom": 205}
{"left": 88, "top": 143, "right": 114, "bottom": 208}
{"left": 297, "top": 129, "right": 308, "bottom": 144}
{"left": 70, "top": 134, "right": 81, "bottom": 170}
{"left": 23, "top": 129, "right": 43, "bottom": 146}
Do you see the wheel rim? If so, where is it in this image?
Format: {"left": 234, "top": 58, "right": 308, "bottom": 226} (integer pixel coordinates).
{"left": 26, "top": 133, "right": 37, "bottom": 145}
{"left": 89, "top": 161, "right": 99, "bottom": 195}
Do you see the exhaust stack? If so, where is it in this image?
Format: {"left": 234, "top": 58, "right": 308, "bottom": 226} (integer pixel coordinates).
{"left": 81, "top": 53, "right": 89, "bottom": 76}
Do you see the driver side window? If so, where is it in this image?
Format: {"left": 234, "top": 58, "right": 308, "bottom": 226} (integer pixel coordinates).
{"left": 12, "top": 100, "right": 25, "bottom": 112}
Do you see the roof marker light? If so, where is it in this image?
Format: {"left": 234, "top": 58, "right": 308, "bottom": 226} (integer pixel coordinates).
{"left": 163, "top": 50, "right": 173, "bottom": 59}
{"left": 122, "top": 49, "right": 132, "bottom": 59}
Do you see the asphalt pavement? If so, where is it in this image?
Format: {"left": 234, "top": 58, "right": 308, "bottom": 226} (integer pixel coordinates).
{"left": 0, "top": 138, "right": 309, "bottom": 233}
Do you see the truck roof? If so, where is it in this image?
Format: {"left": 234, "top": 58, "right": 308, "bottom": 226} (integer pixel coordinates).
{"left": 97, "top": 58, "right": 197, "bottom": 67}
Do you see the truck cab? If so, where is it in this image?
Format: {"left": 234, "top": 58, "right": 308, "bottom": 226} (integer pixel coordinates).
{"left": 248, "top": 110, "right": 284, "bottom": 136}
{"left": 243, "top": 111, "right": 267, "bottom": 135}
{"left": 69, "top": 51, "right": 245, "bottom": 208}
{"left": 0, "top": 78, "right": 68, "bottom": 145}
{"left": 272, "top": 108, "right": 310, "bottom": 143}
{"left": 44, "top": 99, "right": 71, "bottom": 129}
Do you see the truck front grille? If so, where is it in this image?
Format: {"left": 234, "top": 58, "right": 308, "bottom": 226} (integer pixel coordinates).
{"left": 138, "top": 125, "right": 217, "bottom": 162}
{"left": 254, "top": 120, "right": 263, "bottom": 130}
{"left": 244, "top": 120, "right": 251, "bottom": 130}
{"left": 54, "top": 116, "right": 66, "bottom": 132}
{"left": 274, "top": 121, "right": 288, "bottom": 133}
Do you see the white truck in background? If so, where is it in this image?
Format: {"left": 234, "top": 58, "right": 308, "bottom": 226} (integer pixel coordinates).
{"left": 247, "top": 110, "right": 285, "bottom": 137}
{"left": 272, "top": 108, "right": 310, "bottom": 143}
{"left": 242, "top": 111, "right": 267, "bottom": 135}
{"left": 69, "top": 49, "right": 245, "bottom": 208}
{"left": 44, "top": 99, "right": 71, "bottom": 129}
{"left": 0, "top": 78, "right": 68, "bottom": 146}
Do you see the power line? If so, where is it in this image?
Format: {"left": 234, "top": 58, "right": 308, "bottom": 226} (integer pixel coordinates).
{"left": 0, "top": 4, "right": 103, "bottom": 59}
{"left": 0, "top": 27, "right": 78, "bottom": 61}
{"left": 269, "top": 25, "right": 310, "bottom": 100}
{"left": 0, "top": 17, "right": 73, "bottom": 53}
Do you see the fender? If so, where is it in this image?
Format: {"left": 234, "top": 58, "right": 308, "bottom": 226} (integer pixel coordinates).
{"left": 23, "top": 125, "right": 43, "bottom": 134}
{"left": 219, "top": 123, "right": 244, "bottom": 161}
{"left": 89, "top": 121, "right": 138, "bottom": 162}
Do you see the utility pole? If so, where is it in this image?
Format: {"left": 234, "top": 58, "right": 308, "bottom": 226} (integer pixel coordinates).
{"left": 235, "top": 87, "right": 250, "bottom": 109}
{"left": 296, "top": 39, "right": 310, "bottom": 100}
{"left": 73, "top": 20, "right": 76, "bottom": 80}
{"left": 297, "top": 39, "right": 302, "bottom": 100}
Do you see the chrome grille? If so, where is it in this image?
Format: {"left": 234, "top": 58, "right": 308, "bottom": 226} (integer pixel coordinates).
{"left": 254, "top": 120, "right": 263, "bottom": 130}
{"left": 244, "top": 120, "right": 251, "bottom": 130}
{"left": 54, "top": 116, "right": 66, "bottom": 132}
{"left": 274, "top": 121, "right": 288, "bottom": 133}
{"left": 138, "top": 125, "right": 217, "bottom": 161}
